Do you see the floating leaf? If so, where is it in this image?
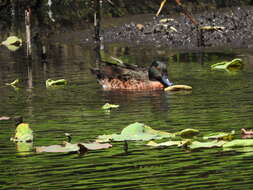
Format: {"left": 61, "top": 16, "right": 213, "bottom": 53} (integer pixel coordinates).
{"left": 223, "top": 139, "right": 253, "bottom": 148}
{"left": 147, "top": 140, "right": 186, "bottom": 147}
{"left": 80, "top": 142, "right": 112, "bottom": 150}
{"left": 46, "top": 79, "right": 67, "bottom": 88}
{"left": 102, "top": 103, "right": 119, "bottom": 110}
{"left": 175, "top": 128, "right": 199, "bottom": 138}
{"left": 1, "top": 36, "right": 22, "bottom": 51}
{"left": 201, "top": 26, "right": 225, "bottom": 31}
{"left": 187, "top": 140, "right": 226, "bottom": 149}
{"left": 97, "top": 122, "right": 174, "bottom": 142}
{"left": 164, "top": 85, "right": 192, "bottom": 91}
{"left": 203, "top": 131, "right": 235, "bottom": 141}
{"left": 211, "top": 58, "right": 243, "bottom": 71}
{"left": 11, "top": 123, "right": 33, "bottom": 143}
{"left": 36, "top": 142, "right": 112, "bottom": 153}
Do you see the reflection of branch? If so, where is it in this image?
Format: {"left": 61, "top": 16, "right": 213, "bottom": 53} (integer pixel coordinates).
{"left": 105, "top": 0, "right": 114, "bottom": 6}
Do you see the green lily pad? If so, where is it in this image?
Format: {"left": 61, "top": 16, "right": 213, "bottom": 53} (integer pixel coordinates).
{"left": 46, "top": 79, "right": 67, "bottom": 88}
{"left": 97, "top": 122, "right": 174, "bottom": 142}
{"left": 11, "top": 123, "right": 33, "bottom": 143}
{"left": 188, "top": 140, "right": 227, "bottom": 149}
{"left": 102, "top": 103, "right": 119, "bottom": 110}
{"left": 211, "top": 58, "right": 243, "bottom": 71}
{"left": 36, "top": 142, "right": 112, "bottom": 153}
{"left": 223, "top": 139, "right": 253, "bottom": 148}
{"left": 175, "top": 128, "right": 199, "bottom": 138}
{"left": 147, "top": 140, "right": 188, "bottom": 147}
{"left": 203, "top": 131, "right": 235, "bottom": 141}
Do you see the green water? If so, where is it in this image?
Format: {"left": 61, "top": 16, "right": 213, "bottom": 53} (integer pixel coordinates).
{"left": 1, "top": 41, "right": 253, "bottom": 189}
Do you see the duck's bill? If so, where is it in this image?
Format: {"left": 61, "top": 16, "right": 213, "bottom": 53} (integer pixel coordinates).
{"left": 162, "top": 76, "right": 173, "bottom": 87}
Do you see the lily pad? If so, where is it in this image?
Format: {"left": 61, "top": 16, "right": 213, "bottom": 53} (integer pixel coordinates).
{"left": 46, "top": 79, "right": 67, "bottom": 88}
{"left": 203, "top": 131, "right": 235, "bottom": 141}
{"left": 36, "top": 142, "right": 112, "bottom": 153}
{"left": 164, "top": 85, "right": 192, "bottom": 91}
{"left": 11, "top": 123, "right": 33, "bottom": 143}
{"left": 223, "top": 139, "right": 253, "bottom": 148}
{"left": 97, "top": 122, "right": 174, "bottom": 142}
{"left": 175, "top": 128, "right": 199, "bottom": 138}
{"left": 188, "top": 140, "right": 227, "bottom": 149}
{"left": 147, "top": 140, "right": 187, "bottom": 147}
{"left": 102, "top": 103, "right": 119, "bottom": 110}
{"left": 211, "top": 58, "right": 243, "bottom": 71}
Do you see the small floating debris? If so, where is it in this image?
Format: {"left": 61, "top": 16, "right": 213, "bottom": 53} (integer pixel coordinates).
{"left": 159, "top": 18, "right": 174, "bottom": 23}
{"left": 164, "top": 85, "right": 192, "bottom": 91}
{"left": 46, "top": 79, "right": 67, "bottom": 88}
{"left": 200, "top": 26, "right": 225, "bottom": 31}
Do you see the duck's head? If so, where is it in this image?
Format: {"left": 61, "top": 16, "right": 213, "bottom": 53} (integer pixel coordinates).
{"left": 13, "top": 116, "right": 23, "bottom": 127}
{"left": 148, "top": 61, "right": 173, "bottom": 87}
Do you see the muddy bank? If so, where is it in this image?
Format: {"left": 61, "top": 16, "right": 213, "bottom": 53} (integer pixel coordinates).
{"left": 95, "top": 6, "right": 253, "bottom": 50}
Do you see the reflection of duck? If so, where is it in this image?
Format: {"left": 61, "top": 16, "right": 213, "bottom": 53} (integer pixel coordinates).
{"left": 91, "top": 60, "right": 173, "bottom": 90}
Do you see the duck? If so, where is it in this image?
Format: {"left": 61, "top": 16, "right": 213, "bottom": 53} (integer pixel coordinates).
{"left": 90, "top": 60, "right": 173, "bottom": 90}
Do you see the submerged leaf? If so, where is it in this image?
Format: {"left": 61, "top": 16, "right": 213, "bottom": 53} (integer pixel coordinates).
{"left": 97, "top": 122, "right": 174, "bottom": 142}
{"left": 46, "top": 79, "right": 67, "bottom": 88}
{"left": 203, "top": 131, "right": 235, "bottom": 141}
{"left": 164, "top": 85, "right": 192, "bottom": 91}
{"left": 11, "top": 123, "right": 33, "bottom": 143}
{"left": 102, "top": 103, "right": 119, "bottom": 110}
{"left": 211, "top": 58, "right": 243, "bottom": 71}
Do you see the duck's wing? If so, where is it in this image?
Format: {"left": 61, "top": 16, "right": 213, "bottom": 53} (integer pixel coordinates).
{"left": 90, "top": 61, "right": 148, "bottom": 81}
